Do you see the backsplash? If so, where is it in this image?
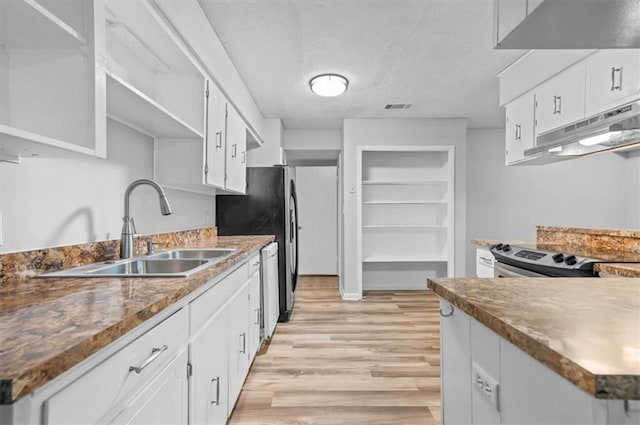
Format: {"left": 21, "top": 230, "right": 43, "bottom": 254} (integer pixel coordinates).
{"left": 0, "top": 227, "right": 217, "bottom": 285}
{"left": 537, "top": 226, "right": 640, "bottom": 256}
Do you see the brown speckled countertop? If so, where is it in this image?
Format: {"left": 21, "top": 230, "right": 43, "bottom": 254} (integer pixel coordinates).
{"left": 428, "top": 277, "right": 640, "bottom": 399}
{"left": 0, "top": 235, "right": 274, "bottom": 404}
{"left": 596, "top": 264, "right": 640, "bottom": 278}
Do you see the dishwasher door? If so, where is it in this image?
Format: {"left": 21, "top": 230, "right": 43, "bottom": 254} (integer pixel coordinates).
{"left": 261, "top": 242, "right": 280, "bottom": 339}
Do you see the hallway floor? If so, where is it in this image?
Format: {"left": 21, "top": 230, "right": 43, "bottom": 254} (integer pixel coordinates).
{"left": 228, "top": 275, "right": 442, "bottom": 425}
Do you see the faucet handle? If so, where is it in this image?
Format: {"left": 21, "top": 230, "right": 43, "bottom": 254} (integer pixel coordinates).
{"left": 146, "top": 240, "right": 166, "bottom": 255}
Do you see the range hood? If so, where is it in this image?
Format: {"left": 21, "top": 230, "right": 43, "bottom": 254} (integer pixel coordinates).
{"left": 496, "top": 0, "right": 640, "bottom": 49}
{"left": 524, "top": 101, "right": 640, "bottom": 161}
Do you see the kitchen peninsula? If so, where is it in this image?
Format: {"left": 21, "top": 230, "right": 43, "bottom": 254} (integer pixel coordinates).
{"left": 429, "top": 276, "right": 640, "bottom": 425}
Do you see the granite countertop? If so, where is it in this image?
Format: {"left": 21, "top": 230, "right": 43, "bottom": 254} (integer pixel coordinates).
{"left": 595, "top": 263, "right": 640, "bottom": 278}
{"left": 0, "top": 235, "right": 274, "bottom": 404}
{"left": 428, "top": 277, "right": 640, "bottom": 400}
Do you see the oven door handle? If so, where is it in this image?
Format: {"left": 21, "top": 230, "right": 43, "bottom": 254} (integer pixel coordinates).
{"left": 494, "top": 262, "right": 549, "bottom": 278}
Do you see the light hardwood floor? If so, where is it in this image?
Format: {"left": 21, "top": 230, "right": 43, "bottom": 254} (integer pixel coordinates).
{"left": 228, "top": 275, "right": 442, "bottom": 425}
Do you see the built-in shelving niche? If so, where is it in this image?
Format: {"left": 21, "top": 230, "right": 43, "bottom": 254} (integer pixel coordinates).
{"left": 357, "top": 146, "right": 455, "bottom": 292}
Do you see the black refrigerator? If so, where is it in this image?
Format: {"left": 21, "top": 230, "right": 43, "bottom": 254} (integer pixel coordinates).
{"left": 216, "top": 166, "right": 298, "bottom": 322}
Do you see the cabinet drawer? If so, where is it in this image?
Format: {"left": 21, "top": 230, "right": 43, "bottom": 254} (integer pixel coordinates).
{"left": 248, "top": 253, "right": 261, "bottom": 276}
{"left": 45, "top": 308, "right": 189, "bottom": 425}
{"left": 190, "top": 261, "right": 248, "bottom": 333}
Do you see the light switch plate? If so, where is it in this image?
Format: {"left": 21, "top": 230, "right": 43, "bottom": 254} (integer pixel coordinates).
{"left": 472, "top": 362, "right": 500, "bottom": 411}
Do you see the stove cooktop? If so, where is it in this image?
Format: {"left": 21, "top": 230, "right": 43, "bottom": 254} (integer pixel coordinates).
{"left": 490, "top": 243, "right": 604, "bottom": 277}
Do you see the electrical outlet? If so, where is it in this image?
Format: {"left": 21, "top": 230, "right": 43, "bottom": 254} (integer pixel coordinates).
{"left": 472, "top": 362, "right": 500, "bottom": 411}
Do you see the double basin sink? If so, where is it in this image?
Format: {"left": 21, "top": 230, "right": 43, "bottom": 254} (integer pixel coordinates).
{"left": 42, "top": 249, "right": 238, "bottom": 278}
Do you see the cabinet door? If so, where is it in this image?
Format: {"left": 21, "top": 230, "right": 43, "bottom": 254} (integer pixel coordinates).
{"left": 205, "top": 82, "right": 227, "bottom": 188}
{"left": 190, "top": 310, "right": 229, "bottom": 425}
{"left": 535, "top": 65, "right": 586, "bottom": 134}
{"left": 225, "top": 105, "right": 247, "bottom": 194}
{"left": 439, "top": 299, "right": 472, "bottom": 425}
{"left": 109, "top": 349, "right": 188, "bottom": 425}
{"left": 248, "top": 271, "right": 262, "bottom": 361}
{"left": 505, "top": 92, "right": 535, "bottom": 165}
{"left": 585, "top": 49, "right": 640, "bottom": 116}
{"left": 228, "top": 284, "right": 250, "bottom": 408}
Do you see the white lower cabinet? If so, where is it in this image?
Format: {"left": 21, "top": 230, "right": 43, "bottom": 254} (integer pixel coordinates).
{"left": 438, "top": 297, "right": 637, "bottom": 425}
{"left": 109, "top": 349, "right": 189, "bottom": 425}
{"left": 475, "top": 248, "right": 495, "bottom": 278}
{"left": 34, "top": 256, "right": 263, "bottom": 425}
{"left": 189, "top": 309, "right": 229, "bottom": 425}
{"left": 228, "top": 284, "right": 250, "bottom": 408}
{"left": 439, "top": 299, "right": 472, "bottom": 425}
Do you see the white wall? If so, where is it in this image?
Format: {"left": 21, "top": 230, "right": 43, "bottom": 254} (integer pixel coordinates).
{"left": 247, "top": 118, "right": 284, "bottom": 167}
{"left": 296, "top": 166, "right": 338, "bottom": 275}
{"left": 284, "top": 129, "right": 342, "bottom": 150}
{"left": 466, "top": 128, "right": 640, "bottom": 276}
{"left": 342, "top": 118, "right": 467, "bottom": 298}
{"left": 0, "top": 120, "right": 214, "bottom": 253}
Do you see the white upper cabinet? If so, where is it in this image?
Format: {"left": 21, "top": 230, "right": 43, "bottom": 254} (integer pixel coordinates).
{"left": 505, "top": 92, "right": 535, "bottom": 165}
{"left": 584, "top": 49, "right": 640, "bottom": 116}
{"left": 534, "top": 63, "right": 586, "bottom": 135}
{"left": 205, "top": 82, "right": 227, "bottom": 188}
{"left": 225, "top": 105, "right": 247, "bottom": 194}
{"left": 494, "top": 0, "right": 543, "bottom": 47}
{"left": 0, "top": 0, "right": 106, "bottom": 160}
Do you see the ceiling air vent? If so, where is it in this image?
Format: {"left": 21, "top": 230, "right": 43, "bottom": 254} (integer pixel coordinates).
{"left": 384, "top": 104, "right": 412, "bottom": 110}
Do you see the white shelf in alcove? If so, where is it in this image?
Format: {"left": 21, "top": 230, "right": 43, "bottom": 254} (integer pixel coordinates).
{"left": 2, "top": 0, "right": 87, "bottom": 49}
{"left": 0, "top": 124, "right": 97, "bottom": 159}
{"left": 362, "top": 201, "right": 447, "bottom": 205}
{"left": 362, "top": 180, "right": 448, "bottom": 186}
{"left": 362, "top": 257, "right": 448, "bottom": 263}
{"left": 106, "top": 71, "right": 204, "bottom": 139}
{"left": 362, "top": 224, "right": 448, "bottom": 229}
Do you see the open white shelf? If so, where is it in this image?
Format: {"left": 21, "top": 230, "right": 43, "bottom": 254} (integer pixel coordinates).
{"left": 0, "top": 125, "right": 97, "bottom": 160}
{"left": 362, "top": 224, "right": 447, "bottom": 229}
{"left": 362, "top": 257, "right": 448, "bottom": 263}
{"left": 357, "top": 146, "right": 455, "bottom": 293}
{"left": 106, "top": 71, "right": 203, "bottom": 139}
{"left": 362, "top": 180, "right": 448, "bottom": 186}
{"left": 363, "top": 200, "right": 447, "bottom": 205}
{"left": 0, "top": 0, "right": 87, "bottom": 49}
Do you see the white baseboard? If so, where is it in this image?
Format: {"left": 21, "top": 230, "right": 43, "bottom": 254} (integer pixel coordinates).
{"left": 363, "top": 281, "right": 429, "bottom": 291}
{"left": 339, "top": 283, "right": 362, "bottom": 301}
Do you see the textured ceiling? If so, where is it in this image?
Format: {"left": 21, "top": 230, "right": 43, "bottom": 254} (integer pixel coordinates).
{"left": 199, "top": 0, "right": 524, "bottom": 130}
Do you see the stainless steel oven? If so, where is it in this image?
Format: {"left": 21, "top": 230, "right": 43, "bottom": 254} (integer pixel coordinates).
{"left": 494, "top": 261, "right": 550, "bottom": 278}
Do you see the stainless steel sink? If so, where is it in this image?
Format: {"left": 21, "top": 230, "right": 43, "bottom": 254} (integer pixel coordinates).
{"left": 40, "top": 248, "right": 238, "bottom": 278}
{"left": 87, "top": 259, "right": 208, "bottom": 276}
{"left": 149, "top": 248, "right": 237, "bottom": 260}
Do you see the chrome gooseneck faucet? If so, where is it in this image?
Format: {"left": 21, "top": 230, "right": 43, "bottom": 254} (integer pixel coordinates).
{"left": 120, "top": 179, "right": 173, "bottom": 259}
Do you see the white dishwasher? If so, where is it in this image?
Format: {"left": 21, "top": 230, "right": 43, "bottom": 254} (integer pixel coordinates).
{"left": 261, "top": 242, "right": 279, "bottom": 339}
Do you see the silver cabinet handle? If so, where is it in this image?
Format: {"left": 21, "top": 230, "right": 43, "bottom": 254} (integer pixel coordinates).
{"left": 252, "top": 261, "right": 260, "bottom": 267}
{"left": 254, "top": 308, "right": 260, "bottom": 325}
{"left": 216, "top": 131, "right": 222, "bottom": 148}
{"left": 240, "top": 333, "right": 246, "bottom": 354}
{"left": 241, "top": 151, "right": 246, "bottom": 164}
{"left": 515, "top": 124, "right": 521, "bottom": 141}
{"left": 210, "top": 377, "right": 220, "bottom": 406}
{"left": 611, "top": 66, "right": 623, "bottom": 91}
{"left": 129, "top": 345, "right": 167, "bottom": 374}
{"left": 553, "top": 95, "right": 561, "bottom": 115}
{"left": 439, "top": 304, "right": 454, "bottom": 318}
{"left": 232, "top": 144, "right": 237, "bottom": 158}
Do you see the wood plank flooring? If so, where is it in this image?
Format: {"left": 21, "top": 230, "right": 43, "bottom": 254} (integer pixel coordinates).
{"left": 228, "top": 275, "right": 442, "bottom": 425}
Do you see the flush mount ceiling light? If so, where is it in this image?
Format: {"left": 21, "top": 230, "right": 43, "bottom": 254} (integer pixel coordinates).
{"left": 309, "top": 74, "right": 348, "bottom": 97}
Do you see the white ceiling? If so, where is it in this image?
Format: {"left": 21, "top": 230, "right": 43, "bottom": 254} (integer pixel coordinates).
{"left": 199, "top": 0, "right": 525, "bottom": 130}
